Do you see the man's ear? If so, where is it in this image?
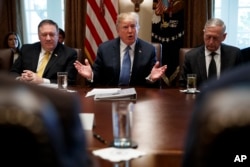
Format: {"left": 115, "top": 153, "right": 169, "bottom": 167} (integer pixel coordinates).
{"left": 222, "top": 33, "right": 227, "bottom": 41}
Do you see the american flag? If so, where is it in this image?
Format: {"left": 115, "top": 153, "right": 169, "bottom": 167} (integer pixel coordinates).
{"left": 85, "top": 0, "right": 118, "bottom": 64}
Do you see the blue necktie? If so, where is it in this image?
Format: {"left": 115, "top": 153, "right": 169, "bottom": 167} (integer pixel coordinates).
{"left": 119, "top": 46, "right": 131, "bottom": 86}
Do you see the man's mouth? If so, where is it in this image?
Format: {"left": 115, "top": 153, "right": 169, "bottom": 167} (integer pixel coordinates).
{"left": 128, "top": 35, "right": 133, "bottom": 39}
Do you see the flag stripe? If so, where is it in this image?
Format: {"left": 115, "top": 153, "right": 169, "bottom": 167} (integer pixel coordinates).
{"left": 85, "top": 0, "right": 118, "bottom": 63}
{"left": 105, "top": 0, "right": 118, "bottom": 23}
{"left": 85, "top": 26, "right": 98, "bottom": 56}
{"left": 87, "top": 5, "right": 109, "bottom": 42}
{"left": 88, "top": 1, "right": 114, "bottom": 40}
{"left": 84, "top": 39, "right": 95, "bottom": 64}
{"left": 86, "top": 14, "right": 103, "bottom": 47}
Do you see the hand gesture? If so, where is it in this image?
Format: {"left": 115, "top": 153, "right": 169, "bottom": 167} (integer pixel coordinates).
{"left": 149, "top": 61, "right": 167, "bottom": 82}
{"left": 74, "top": 59, "right": 93, "bottom": 80}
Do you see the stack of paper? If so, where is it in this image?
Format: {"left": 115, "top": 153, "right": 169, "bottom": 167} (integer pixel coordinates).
{"left": 86, "top": 88, "right": 137, "bottom": 101}
{"left": 85, "top": 88, "right": 121, "bottom": 97}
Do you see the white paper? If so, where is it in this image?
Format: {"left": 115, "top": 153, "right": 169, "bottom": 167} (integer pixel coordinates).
{"left": 79, "top": 113, "right": 94, "bottom": 130}
{"left": 85, "top": 88, "right": 121, "bottom": 97}
{"left": 92, "top": 147, "right": 146, "bottom": 162}
{"left": 39, "top": 83, "right": 58, "bottom": 89}
{"left": 94, "top": 88, "right": 137, "bottom": 101}
{"left": 179, "top": 89, "right": 200, "bottom": 93}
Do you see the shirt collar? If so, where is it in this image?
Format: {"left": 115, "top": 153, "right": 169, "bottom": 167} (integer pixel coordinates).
{"left": 41, "top": 48, "right": 53, "bottom": 55}
{"left": 120, "top": 40, "right": 136, "bottom": 51}
{"left": 205, "top": 46, "right": 221, "bottom": 56}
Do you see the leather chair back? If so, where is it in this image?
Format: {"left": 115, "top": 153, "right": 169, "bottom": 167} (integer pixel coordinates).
{"left": 179, "top": 48, "right": 192, "bottom": 73}
{"left": 73, "top": 48, "right": 87, "bottom": 86}
{"left": 151, "top": 43, "right": 162, "bottom": 65}
{"left": 151, "top": 43, "right": 163, "bottom": 88}
{"left": 178, "top": 48, "right": 192, "bottom": 86}
{"left": 0, "top": 48, "right": 13, "bottom": 71}
{"left": 74, "top": 48, "right": 84, "bottom": 62}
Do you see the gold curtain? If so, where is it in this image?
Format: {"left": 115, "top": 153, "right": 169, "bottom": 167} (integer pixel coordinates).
{"left": 184, "top": 0, "right": 213, "bottom": 47}
{"left": 0, "top": 0, "right": 23, "bottom": 48}
{"left": 64, "top": 0, "right": 86, "bottom": 50}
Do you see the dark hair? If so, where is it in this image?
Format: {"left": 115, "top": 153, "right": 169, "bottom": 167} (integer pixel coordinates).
{"left": 59, "top": 28, "right": 65, "bottom": 38}
{"left": 3, "top": 32, "right": 22, "bottom": 52}
{"left": 38, "top": 19, "right": 59, "bottom": 33}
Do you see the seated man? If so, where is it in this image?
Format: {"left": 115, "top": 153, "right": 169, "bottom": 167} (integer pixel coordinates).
{"left": 241, "top": 46, "right": 250, "bottom": 63}
{"left": 10, "top": 19, "right": 77, "bottom": 85}
{"left": 180, "top": 18, "right": 242, "bottom": 89}
{"left": 74, "top": 12, "right": 167, "bottom": 87}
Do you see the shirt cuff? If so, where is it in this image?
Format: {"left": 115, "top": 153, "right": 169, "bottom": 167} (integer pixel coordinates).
{"left": 87, "top": 72, "right": 94, "bottom": 83}
{"left": 146, "top": 75, "right": 156, "bottom": 83}
{"left": 43, "top": 78, "right": 51, "bottom": 84}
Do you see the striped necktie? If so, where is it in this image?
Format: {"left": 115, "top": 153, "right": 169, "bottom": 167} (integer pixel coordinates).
{"left": 119, "top": 46, "right": 131, "bottom": 86}
{"left": 37, "top": 51, "right": 50, "bottom": 77}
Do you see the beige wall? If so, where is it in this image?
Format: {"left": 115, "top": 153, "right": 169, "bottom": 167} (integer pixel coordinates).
{"left": 119, "top": 0, "right": 153, "bottom": 43}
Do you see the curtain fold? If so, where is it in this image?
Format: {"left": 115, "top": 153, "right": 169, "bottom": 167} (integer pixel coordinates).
{"left": 0, "top": 0, "right": 211, "bottom": 56}
{"left": 0, "top": 0, "right": 23, "bottom": 48}
{"left": 64, "top": 0, "right": 86, "bottom": 50}
{"left": 64, "top": 0, "right": 87, "bottom": 86}
{"left": 184, "top": 0, "right": 212, "bottom": 47}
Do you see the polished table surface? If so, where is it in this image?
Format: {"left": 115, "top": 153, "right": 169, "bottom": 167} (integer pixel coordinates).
{"left": 74, "top": 87, "right": 197, "bottom": 167}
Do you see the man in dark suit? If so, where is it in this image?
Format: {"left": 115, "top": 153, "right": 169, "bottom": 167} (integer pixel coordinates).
{"left": 74, "top": 12, "right": 167, "bottom": 87}
{"left": 10, "top": 19, "right": 77, "bottom": 85}
{"left": 180, "top": 18, "right": 242, "bottom": 88}
{"left": 182, "top": 63, "right": 250, "bottom": 167}
{"left": 241, "top": 46, "right": 250, "bottom": 63}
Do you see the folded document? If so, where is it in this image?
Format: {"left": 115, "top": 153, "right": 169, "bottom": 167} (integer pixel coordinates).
{"left": 85, "top": 88, "right": 121, "bottom": 97}
{"left": 93, "top": 88, "right": 137, "bottom": 101}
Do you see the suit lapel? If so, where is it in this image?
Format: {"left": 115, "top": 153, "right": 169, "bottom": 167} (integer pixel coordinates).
{"left": 220, "top": 45, "right": 227, "bottom": 71}
{"left": 43, "top": 44, "right": 61, "bottom": 75}
{"left": 197, "top": 48, "right": 208, "bottom": 80}
{"left": 33, "top": 44, "right": 41, "bottom": 72}
{"left": 131, "top": 40, "right": 142, "bottom": 75}
{"left": 112, "top": 39, "right": 121, "bottom": 79}
{"left": 45, "top": 52, "right": 58, "bottom": 72}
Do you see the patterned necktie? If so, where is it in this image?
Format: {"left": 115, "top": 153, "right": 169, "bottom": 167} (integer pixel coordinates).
{"left": 208, "top": 52, "right": 217, "bottom": 79}
{"left": 119, "top": 46, "right": 131, "bottom": 86}
{"left": 37, "top": 51, "right": 50, "bottom": 77}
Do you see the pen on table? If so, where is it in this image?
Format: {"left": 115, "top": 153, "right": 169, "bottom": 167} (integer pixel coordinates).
{"left": 93, "top": 132, "right": 109, "bottom": 145}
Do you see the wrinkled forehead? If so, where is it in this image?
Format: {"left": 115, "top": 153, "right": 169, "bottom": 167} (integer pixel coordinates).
{"left": 117, "top": 12, "right": 139, "bottom": 26}
{"left": 203, "top": 26, "right": 225, "bottom": 36}
{"left": 39, "top": 24, "right": 58, "bottom": 33}
{"left": 120, "top": 18, "right": 137, "bottom": 25}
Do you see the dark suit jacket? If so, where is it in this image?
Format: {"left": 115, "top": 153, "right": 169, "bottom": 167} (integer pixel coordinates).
{"left": 182, "top": 63, "right": 250, "bottom": 167}
{"left": 0, "top": 73, "right": 92, "bottom": 167}
{"left": 10, "top": 42, "right": 77, "bottom": 85}
{"left": 92, "top": 37, "right": 159, "bottom": 87}
{"left": 241, "top": 46, "right": 250, "bottom": 63}
{"left": 180, "top": 44, "right": 242, "bottom": 88}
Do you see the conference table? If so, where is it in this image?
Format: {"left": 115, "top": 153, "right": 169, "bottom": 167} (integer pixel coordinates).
{"left": 74, "top": 87, "right": 197, "bottom": 167}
